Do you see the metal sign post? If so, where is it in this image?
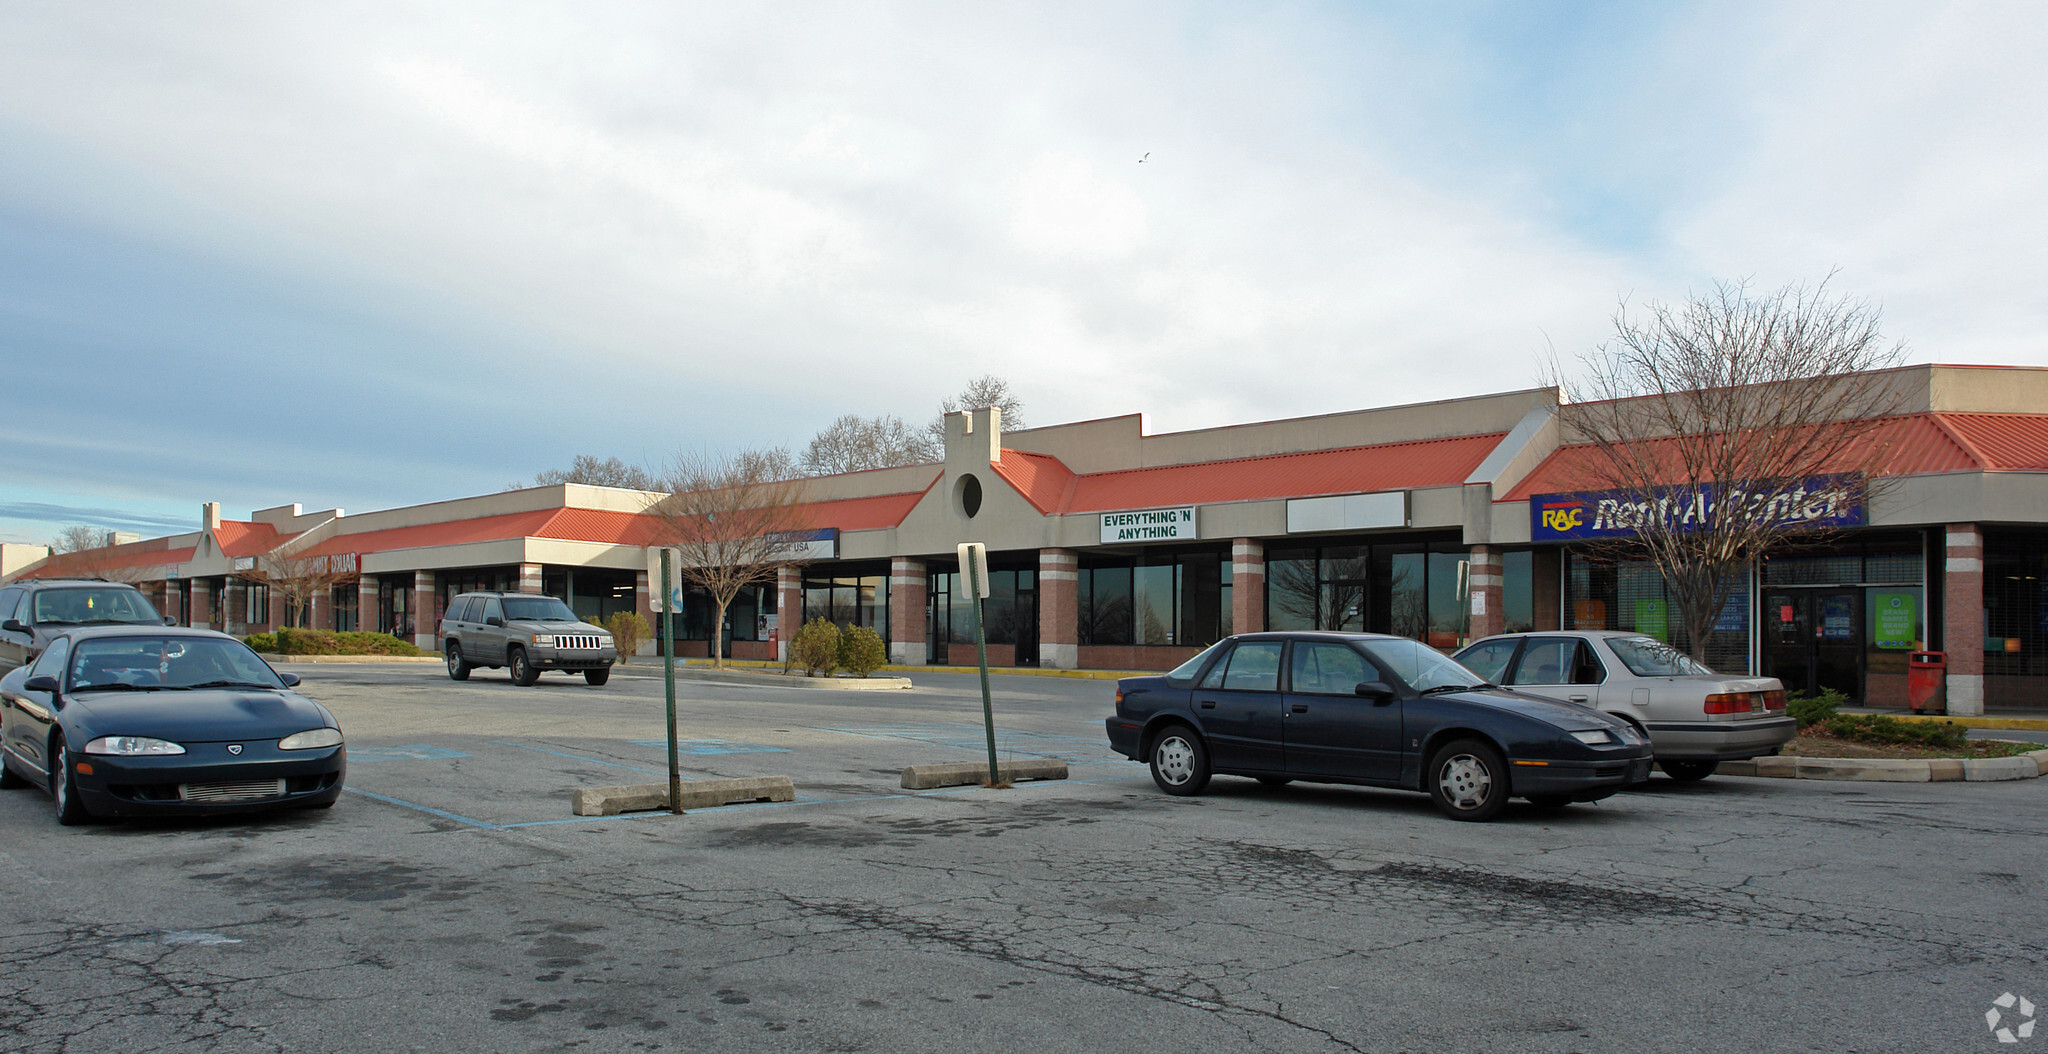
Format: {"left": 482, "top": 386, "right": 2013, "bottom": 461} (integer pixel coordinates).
{"left": 661, "top": 548, "right": 683, "bottom": 815}
{"left": 958, "top": 542, "right": 999, "bottom": 786}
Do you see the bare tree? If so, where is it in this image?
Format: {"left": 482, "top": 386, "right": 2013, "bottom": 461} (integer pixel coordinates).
{"left": 1548, "top": 277, "right": 1909, "bottom": 664}
{"left": 245, "top": 550, "right": 356, "bottom": 629}
{"left": 51, "top": 524, "right": 114, "bottom": 553}
{"left": 531, "top": 455, "right": 658, "bottom": 491}
{"left": 800, "top": 414, "right": 933, "bottom": 475}
{"left": 649, "top": 451, "right": 814, "bottom": 669}
{"left": 924, "top": 375, "right": 1026, "bottom": 454}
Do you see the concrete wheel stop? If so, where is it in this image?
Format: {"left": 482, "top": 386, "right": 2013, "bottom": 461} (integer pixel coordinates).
{"left": 1719, "top": 748, "right": 2048, "bottom": 783}
{"left": 571, "top": 775, "right": 796, "bottom": 816}
{"left": 900, "top": 759, "right": 1068, "bottom": 790}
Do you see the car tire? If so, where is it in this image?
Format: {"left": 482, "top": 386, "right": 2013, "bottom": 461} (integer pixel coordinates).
{"left": 584, "top": 666, "right": 610, "bottom": 686}
{"left": 509, "top": 647, "right": 539, "bottom": 687}
{"left": 445, "top": 642, "right": 472, "bottom": 681}
{"left": 1660, "top": 759, "right": 1718, "bottom": 782}
{"left": 51, "top": 736, "right": 93, "bottom": 826}
{"left": 1426, "top": 737, "right": 1508, "bottom": 822}
{"left": 1148, "top": 726, "right": 1211, "bottom": 796}
{"left": 1256, "top": 776, "right": 1293, "bottom": 787}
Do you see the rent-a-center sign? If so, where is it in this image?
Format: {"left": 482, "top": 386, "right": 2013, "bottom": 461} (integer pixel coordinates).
{"left": 1529, "top": 476, "right": 1864, "bottom": 541}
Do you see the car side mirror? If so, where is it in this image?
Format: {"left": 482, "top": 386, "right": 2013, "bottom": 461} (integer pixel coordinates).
{"left": 2, "top": 619, "right": 25, "bottom": 633}
{"left": 24, "top": 675, "right": 59, "bottom": 693}
{"left": 279, "top": 673, "right": 301, "bottom": 688}
{"left": 1353, "top": 681, "right": 1395, "bottom": 701}
{"left": 486, "top": 617, "right": 504, "bottom": 627}
{"left": 163, "top": 616, "right": 178, "bottom": 626}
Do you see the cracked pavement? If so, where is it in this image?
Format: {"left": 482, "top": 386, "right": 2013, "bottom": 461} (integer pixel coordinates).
{"left": 2, "top": 664, "right": 2043, "bottom": 1052}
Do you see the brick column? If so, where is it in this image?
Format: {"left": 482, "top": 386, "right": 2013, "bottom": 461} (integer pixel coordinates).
{"left": 359, "top": 578, "right": 379, "bottom": 635}
{"left": 889, "top": 557, "right": 929, "bottom": 665}
{"left": 269, "top": 592, "right": 286, "bottom": 630}
{"left": 1232, "top": 539, "right": 1265, "bottom": 635}
{"left": 633, "top": 570, "right": 654, "bottom": 659}
{"left": 1037, "top": 549, "right": 1078, "bottom": 669}
{"left": 518, "top": 562, "right": 543, "bottom": 594}
{"left": 1945, "top": 524, "right": 1985, "bottom": 716}
{"left": 191, "top": 578, "right": 214, "bottom": 630}
{"left": 1467, "top": 544, "right": 1504, "bottom": 641}
{"left": 311, "top": 588, "right": 329, "bottom": 631}
{"left": 775, "top": 567, "right": 802, "bottom": 663}
{"left": 413, "top": 570, "right": 437, "bottom": 650}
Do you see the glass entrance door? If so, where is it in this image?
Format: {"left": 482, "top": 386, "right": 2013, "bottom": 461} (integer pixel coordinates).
{"left": 1763, "top": 589, "right": 1864, "bottom": 699}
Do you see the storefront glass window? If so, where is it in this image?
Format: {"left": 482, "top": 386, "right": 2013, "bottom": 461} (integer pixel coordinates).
{"left": 1078, "top": 550, "right": 1228, "bottom": 648}
{"left": 1501, "top": 550, "right": 1533, "bottom": 634}
{"left": 1261, "top": 540, "right": 1471, "bottom": 648}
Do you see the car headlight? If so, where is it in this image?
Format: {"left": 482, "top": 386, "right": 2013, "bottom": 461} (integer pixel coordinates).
{"left": 85, "top": 736, "right": 186, "bottom": 756}
{"left": 1569, "top": 729, "right": 1617, "bottom": 746}
{"left": 278, "top": 728, "right": 344, "bottom": 751}
{"left": 531, "top": 634, "right": 555, "bottom": 647}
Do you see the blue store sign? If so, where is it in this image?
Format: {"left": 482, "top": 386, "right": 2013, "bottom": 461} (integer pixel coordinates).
{"left": 1530, "top": 476, "right": 1865, "bottom": 542}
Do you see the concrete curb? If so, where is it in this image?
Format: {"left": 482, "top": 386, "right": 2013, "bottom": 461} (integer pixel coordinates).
{"left": 901, "top": 759, "right": 1069, "bottom": 790}
{"left": 1720, "top": 749, "right": 2048, "bottom": 782}
{"left": 262, "top": 654, "right": 441, "bottom": 664}
{"left": 611, "top": 665, "right": 911, "bottom": 690}
{"left": 634, "top": 656, "right": 1147, "bottom": 681}
{"left": 570, "top": 775, "right": 796, "bottom": 816}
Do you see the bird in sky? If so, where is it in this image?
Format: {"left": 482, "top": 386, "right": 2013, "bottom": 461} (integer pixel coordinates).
{"left": 1138, "top": 152, "right": 1149, "bottom": 163}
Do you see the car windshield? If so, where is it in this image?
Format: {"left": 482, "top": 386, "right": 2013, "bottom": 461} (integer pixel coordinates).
{"left": 68, "top": 636, "right": 285, "bottom": 692}
{"left": 1359, "top": 638, "right": 1487, "bottom": 692}
{"left": 33, "top": 588, "right": 161, "bottom": 626}
{"left": 1164, "top": 640, "right": 1230, "bottom": 684}
{"left": 502, "top": 596, "right": 579, "bottom": 622}
{"left": 1603, "top": 636, "right": 1717, "bottom": 677}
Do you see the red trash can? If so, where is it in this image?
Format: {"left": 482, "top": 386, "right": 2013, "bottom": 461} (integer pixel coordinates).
{"left": 1908, "top": 651, "right": 1946, "bottom": 715}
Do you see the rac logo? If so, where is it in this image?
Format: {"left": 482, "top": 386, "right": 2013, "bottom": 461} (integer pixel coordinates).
{"left": 1541, "top": 505, "right": 1584, "bottom": 532}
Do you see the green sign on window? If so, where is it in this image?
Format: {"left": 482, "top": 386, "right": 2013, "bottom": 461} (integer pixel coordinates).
{"left": 1873, "top": 592, "right": 1916, "bottom": 650}
{"left": 1634, "top": 598, "right": 1669, "bottom": 642}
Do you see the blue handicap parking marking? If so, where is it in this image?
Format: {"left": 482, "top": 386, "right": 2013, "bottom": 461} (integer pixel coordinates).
{"left": 350, "top": 745, "right": 470, "bottom": 762}
{"left": 629, "top": 739, "right": 790, "bottom": 756}
{"left": 818, "top": 724, "right": 1118, "bottom": 763}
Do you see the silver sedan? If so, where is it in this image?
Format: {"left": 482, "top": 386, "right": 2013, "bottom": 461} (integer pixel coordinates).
{"left": 1453, "top": 631, "right": 1796, "bottom": 781}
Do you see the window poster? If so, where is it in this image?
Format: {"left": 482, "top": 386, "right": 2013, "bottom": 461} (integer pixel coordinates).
{"left": 1873, "top": 592, "right": 1916, "bottom": 650}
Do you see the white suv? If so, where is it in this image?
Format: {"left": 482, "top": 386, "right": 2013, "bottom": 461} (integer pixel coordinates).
{"left": 1454, "top": 631, "right": 1794, "bottom": 781}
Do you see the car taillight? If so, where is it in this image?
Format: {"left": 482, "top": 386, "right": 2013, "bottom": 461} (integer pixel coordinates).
{"left": 1704, "top": 692, "right": 1750, "bottom": 715}
{"left": 1114, "top": 687, "right": 1124, "bottom": 707}
{"left": 1763, "top": 690, "right": 1786, "bottom": 710}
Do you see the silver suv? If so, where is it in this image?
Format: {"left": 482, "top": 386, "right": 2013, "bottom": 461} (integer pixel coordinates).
{"left": 440, "top": 591, "right": 617, "bottom": 686}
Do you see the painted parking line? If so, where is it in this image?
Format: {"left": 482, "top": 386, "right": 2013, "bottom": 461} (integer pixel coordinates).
{"left": 349, "top": 745, "right": 470, "bottom": 763}
{"left": 627, "top": 739, "right": 790, "bottom": 755}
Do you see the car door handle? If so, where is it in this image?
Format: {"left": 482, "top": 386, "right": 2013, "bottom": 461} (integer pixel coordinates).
{"left": 1568, "top": 694, "right": 1589, "bottom": 703}
{"left": 1198, "top": 700, "right": 1216, "bottom": 709}
{"left": 1291, "top": 704, "right": 1309, "bottom": 713}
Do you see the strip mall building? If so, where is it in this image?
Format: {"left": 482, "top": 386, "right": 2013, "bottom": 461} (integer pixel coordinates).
{"left": 9, "top": 364, "right": 2048, "bottom": 715}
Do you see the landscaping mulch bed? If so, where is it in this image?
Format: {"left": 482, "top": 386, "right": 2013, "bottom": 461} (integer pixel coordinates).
{"left": 1778, "top": 731, "right": 2040, "bottom": 760}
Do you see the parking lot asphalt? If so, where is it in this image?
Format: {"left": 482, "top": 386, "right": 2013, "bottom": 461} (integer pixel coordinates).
{"left": 4, "top": 661, "right": 2047, "bottom": 1053}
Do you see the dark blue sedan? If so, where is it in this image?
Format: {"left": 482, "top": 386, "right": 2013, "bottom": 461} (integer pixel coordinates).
{"left": 0, "top": 627, "right": 345, "bottom": 825}
{"left": 1104, "top": 632, "right": 1654, "bottom": 821}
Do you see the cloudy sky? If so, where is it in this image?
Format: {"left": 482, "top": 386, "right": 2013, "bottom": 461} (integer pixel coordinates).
{"left": 1, "top": 1, "right": 2043, "bottom": 544}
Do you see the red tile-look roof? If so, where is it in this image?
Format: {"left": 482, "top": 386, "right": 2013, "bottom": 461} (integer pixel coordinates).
{"left": 1500, "top": 412, "right": 2048, "bottom": 502}
{"left": 994, "top": 433, "right": 1507, "bottom": 515}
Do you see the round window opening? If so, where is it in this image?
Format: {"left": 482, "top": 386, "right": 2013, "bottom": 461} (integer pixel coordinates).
{"left": 956, "top": 474, "right": 983, "bottom": 518}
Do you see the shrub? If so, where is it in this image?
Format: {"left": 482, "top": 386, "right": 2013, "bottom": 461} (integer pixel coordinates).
{"left": 838, "top": 624, "right": 887, "bottom": 677}
{"left": 791, "top": 617, "right": 841, "bottom": 677}
{"left": 603, "top": 611, "right": 649, "bottom": 665}
{"left": 257, "top": 628, "right": 424, "bottom": 657}
{"left": 1787, "top": 687, "right": 1848, "bottom": 729}
{"left": 1822, "top": 713, "right": 1969, "bottom": 749}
